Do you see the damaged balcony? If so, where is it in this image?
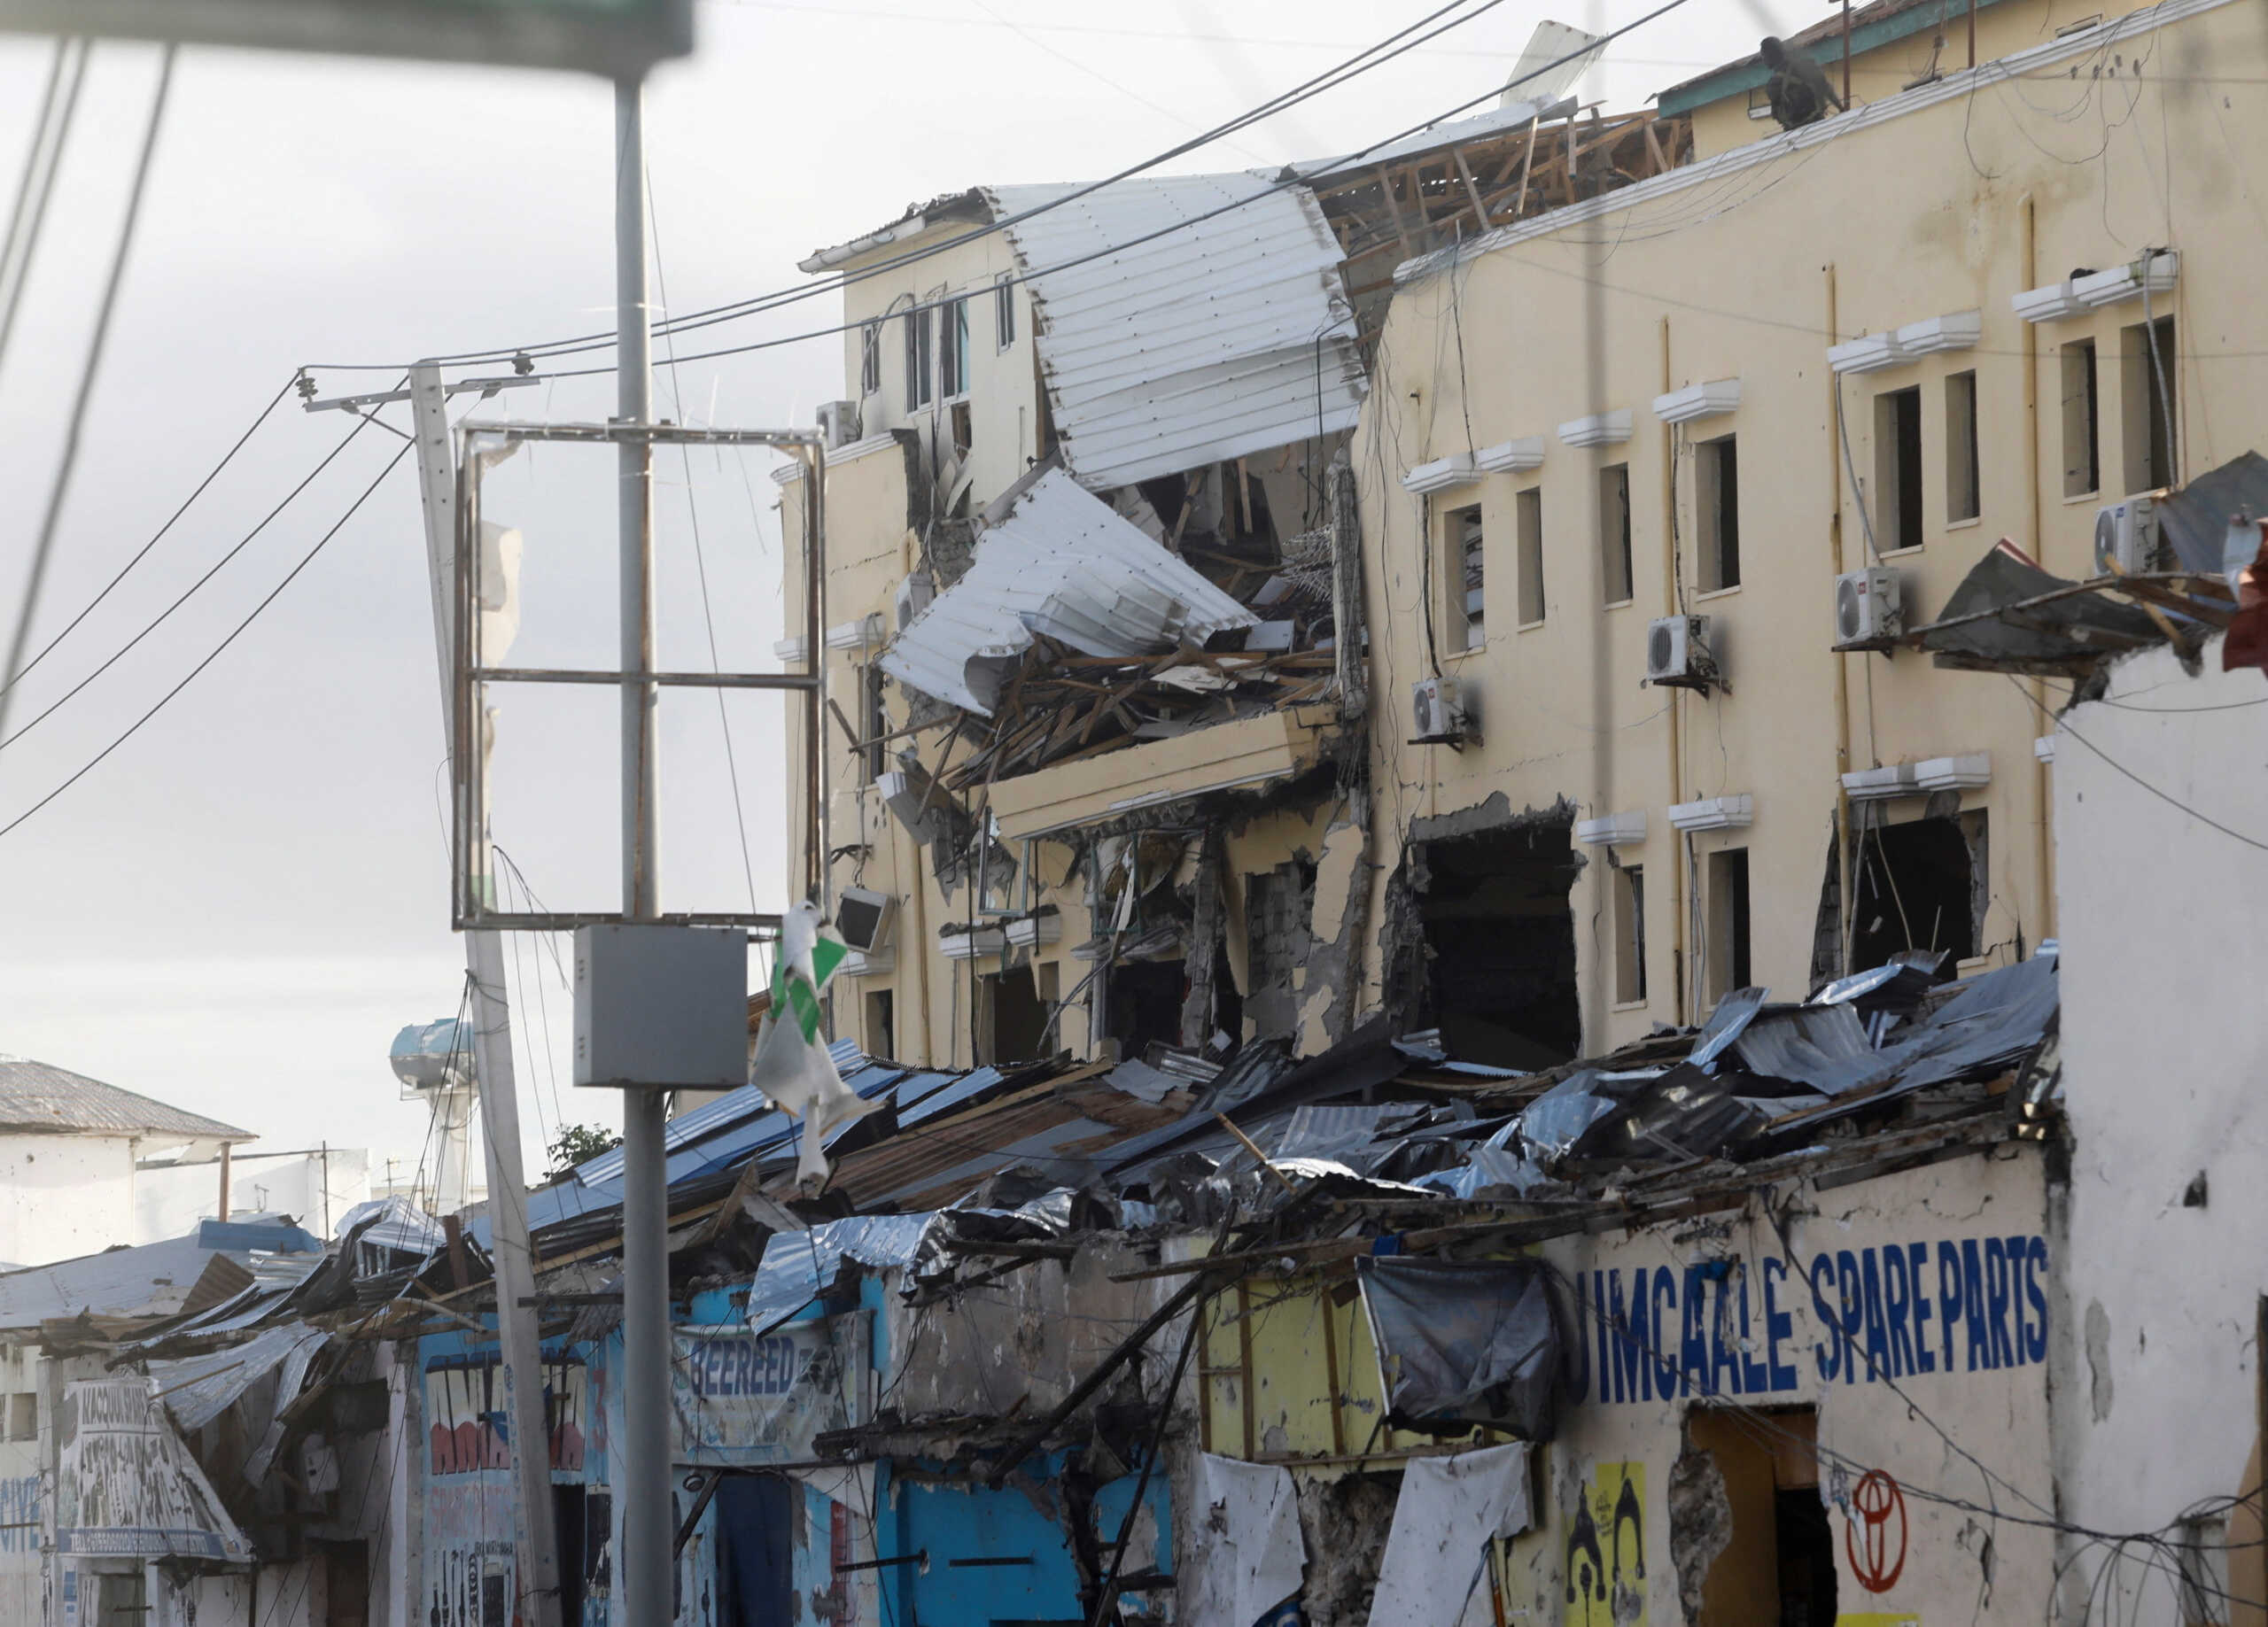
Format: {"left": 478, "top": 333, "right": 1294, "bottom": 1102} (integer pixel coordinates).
{"left": 877, "top": 461, "right": 1359, "bottom": 839}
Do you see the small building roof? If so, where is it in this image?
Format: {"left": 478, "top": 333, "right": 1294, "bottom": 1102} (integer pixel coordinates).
{"left": 0, "top": 1053, "right": 252, "bottom": 1141}
{"left": 1657, "top": 0, "right": 2019, "bottom": 115}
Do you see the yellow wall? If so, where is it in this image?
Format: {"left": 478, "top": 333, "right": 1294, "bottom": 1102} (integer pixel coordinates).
{"left": 1352, "top": 0, "right": 2256, "bottom": 1048}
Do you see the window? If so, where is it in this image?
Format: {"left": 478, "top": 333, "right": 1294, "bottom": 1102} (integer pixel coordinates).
{"left": 2176, "top": 1513, "right": 2230, "bottom": 1627}
{"left": 1446, "top": 503, "right": 1485, "bottom": 650}
{"left": 865, "top": 988, "right": 895, "bottom": 1061}
{"left": 2123, "top": 315, "right": 2177, "bottom": 492}
{"left": 858, "top": 664, "right": 887, "bottom": 783}
{"left": 1708, "top": 848, "right": 1752, "bottom": 1001}
{"left": 1516, "top": 486, "right": 1546, "bottom": 625}
{"left": 904, "top": 306, "right": 933, "bottom": 409}
{"left": 979, "top": 966, "right": 1048, "bottom": 1064}
{"left": 1946, "top": 369, "right": 1980, "bottom": 523}
{"left": 1697, "top": 434, "right": 1741, "bottom": 589}
{"left": 994, "top": 272, "right": 1016, "bottom": 349}
{"left": 1874, "top": 386, "right": 1923, "bottom": 552}
{"left": 2061, "top": 338, "right": 2100, "bottom": 497}
{"left": 858, "top": 320, "right": 882, "bottom": 397}
{"left": 5, "top": 1392, "right": 33, "bottom": 1441}
{"left": 939, "top": 296, "right": 971, "bottom": 399}
{"left": 1613, "top": 863, "right": 1646, "bottom": 1004}
{"left": 1599, "top": 463, "right": 1634, "bottom": 605}
{"left": 1851, "top": 810, "right": 1984, "bottom": 968}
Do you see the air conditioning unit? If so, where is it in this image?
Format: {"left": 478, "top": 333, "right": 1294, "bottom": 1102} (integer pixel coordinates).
{"left": 817, "top": 400, "right": 860, "bottom": 450}
{"left": 1645, "top": 616, "right": 1719, "bottom": 690}
{"left": 894, "top": 570, "right": 936, "bottom": 633}
{"left": 2093, "top": 492, "right": 2161, "bottom": 576}
{"left": 1835, "top": 567, "right": 1904, "bottom": 646}
{"left": 1410, "top": 676, "right": 1469, "bottom": 742}
{"left": 834, "top": 886, "right": 897, "bottom": 955}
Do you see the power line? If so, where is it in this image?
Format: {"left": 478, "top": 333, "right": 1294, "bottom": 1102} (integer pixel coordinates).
{"left": 0, "top": 392, "right": 384, "bottom": 754}
{"left": 0, "top": 376, "right": 294, "bottom": 704}
{"left": 301, "top": 0, "right": 1540, "bottom": 374}
{"left": 0, "top": 438, "right": 412, "bottom": 842}
{"left": 2006, "top": 674, "right": 2268, "bottom": 854}
{"left": 0, "top": 44, "right": 175, "bottom": 752}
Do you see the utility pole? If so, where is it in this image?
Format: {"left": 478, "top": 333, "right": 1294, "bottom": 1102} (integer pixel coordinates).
{"left": 611, "top": 76, "right": 674, "bottom": 1627}
{"left": 407, "top": 361, "right": 563, "bottom": 1627}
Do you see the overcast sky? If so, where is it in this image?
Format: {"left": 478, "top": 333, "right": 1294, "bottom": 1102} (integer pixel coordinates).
{"left": 0, "top": 0, "right": 1785, "bottom": 1214}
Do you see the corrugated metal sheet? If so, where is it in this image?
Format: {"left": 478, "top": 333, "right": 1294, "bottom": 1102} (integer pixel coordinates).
{"left": 879, "top": 468, "right": 1256, "bottom": 714}
{"left": 0, "top": 1234, "right": 237, "bottom": 1330}
{"left": 1293, "top": 93, "right": 1572, "bottom": 181}
{"left": 0, "top": 1054, "right": 251, "bottom": 1140}
{"left": 990, "top": 174, "right": 1366, "bottom": 491}
{"left": 148, "top": 1321, "right": 327, "bottom": 1433}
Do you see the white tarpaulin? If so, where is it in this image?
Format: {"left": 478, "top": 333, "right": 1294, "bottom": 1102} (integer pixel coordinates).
{"left": 1181, "top": 1453, "right": 1306, "bottom": 1627}
{"left": 56, "top": 1380, "right": 251, "bottom": 1561}
{"left": 1364, "top": 1443, "right": 1534, "bottom": 1627}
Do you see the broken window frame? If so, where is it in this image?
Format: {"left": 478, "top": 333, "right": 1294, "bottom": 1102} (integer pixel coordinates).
{"left": 1697, "top": 432, "right": 1741, "bottom": 590}
{"left": 993, "top": 271, "right": 1015, "bottom": 351}
{"left": 1946, "top": 368, "right": 1981, "bottom": 524}
{"left": 940, "top": 295, "right": 972, "bottom": 402}
{"left": 1874, "top": 384, "right": 1924, "bottom": 553}
{"left": 1444, "top": 500, "right": 1486, "bottom": 651}
{"left": 905, "top": 304, "right": 934, "bottom": 411}
{"left": 864, "top": 987, "right": 895, "bottom": 1061}
{"left": 1516, "top": 484, "right": 1546, "bottom": 627}
{"left": 2061, "top": 337, "right": 2100, "bottom": 498}
{"left": 2122, "top": 314, "right": 2177, "bottom": 494}
{"left": 858, "top": 663, "right": 888, "bottom": 784}
{"left": 1706, "top": 846, "right": 1752, "bottom": 1003}
{"left": 1614, "top": 861, "right": 1648, "bottom": 1006}
{"left": 1599, "top": 462, "right": 1635, "bottom": 607}
{"left": 859, "top": 319, "right": 882, "bottom": 398}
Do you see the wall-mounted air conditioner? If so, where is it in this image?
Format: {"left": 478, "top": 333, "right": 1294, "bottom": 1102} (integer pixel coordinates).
{"left": 835, "top": 887, "right": 897, "bottom": 955}
{"left": 2093, "top": 492, "right": 2162, "bottom": 576}
{"left": 1835, "top": 567, "right": 1904, "bottom": 647}
{"left": 894, "top": 570, "right": 936, "bottom": 632}
{"left": 1410, "top": 676, "right": 1471, "bottom": 743}
{"left": 817, "top": 400, "right": 861, "bottom": 449}
{"left": 1645, "top": 616, "right": 1719, "bottom": 690}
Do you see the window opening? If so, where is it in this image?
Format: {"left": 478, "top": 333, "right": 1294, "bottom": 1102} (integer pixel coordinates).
{"left": 866, "top": 988, "right": 896, "bottom": 1060}
{"left": 1708, "top": 847, "right": 1752, "bottom": 1000}
{"left": 2061, "top": 339, "right": 2100, "bottom": 497}
{"left": 1946, "top": 369, "right": 1980, "bottom": 523}
{"left": 859, "top": 321, "right": 882, "bottom": 398}
{"left": 1107, "top": 959, "right": 1186, "bottom": 1060}
{"left": 1851, "top": 810, "right": 1983, "bottom": 968}
{"left": 1245, "top": 860, "right": 1317, "bottom": 1040}
{"left": 1680, "top": 1406, "right": 1836, "bottom": 1626}
{"left": 994, "top": 271, "right": 1015, "bottom": 349}
{"left": 1447, "top": 503, "right": 1485, "bottom": 649}
{"left": 1517, "top": 486, "right": 1546, "bottom": 625}
{"left": 1875, "top": 386, "right": 1923, "bottom": 552}
{"left": 1614, "top": 863, "right": 1647, "bottom": 1004}
{"left": 905, "top": 306, "right": 933, "bottom": 409}
{"left": 940, "top": 296, "right": 971, "bottom": 399}
{"left": 1697, "top": 434, "right": 1741, "bottom": 588}
{"left": 2123, "top": 315, "right": 2177, "bottom": 492}
{"left": 1600, "top": 463, "right": 1635, "bottom": 604}
{"left": 4, "top": 1392, "right": 32, "bottom": 1441}
{"left": 858, "top": 664, "right": 887, "bottom": 784}
{"left": 978, "top": 965, "right": 1049, "bottom": 1065}
{"left": 1418, "top": 820, "right": 1582, "bottom": 1067}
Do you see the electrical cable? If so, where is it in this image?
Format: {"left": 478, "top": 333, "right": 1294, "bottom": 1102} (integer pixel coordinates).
{"left": 307, "top": 0, "right": 1518, "bottom": 373}
{"left": 0, "top": 45, "right": 175, "bottom": 751}
{"left": 0, "top": 391, "right": 386, "bottom": 753}
{"left": 2005, "top": 674, "right": 2268, "bottom": 853}
{"left": 0, "top": 375, "right": 295, "bottom": 702}
{"left": 0, "top": 36, "right": 86, "bottom": 385}
{"left": 0, "top": 438, "right": 412, "bottom": 842}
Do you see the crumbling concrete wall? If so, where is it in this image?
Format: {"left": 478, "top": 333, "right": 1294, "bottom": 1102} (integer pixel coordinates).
{"left": 1288, "top": 1469, "right": 1399, "bottom": 1627}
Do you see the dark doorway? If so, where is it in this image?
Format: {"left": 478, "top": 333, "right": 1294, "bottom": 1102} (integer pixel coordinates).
{"left": 1851, "top": 814, "right": 1979, "bottom": 968}
{"left": 981, "top": 965, "right": 1050, "bottom": 1064}
{"left": 1107, "top": 959, "right": 1186, "bottom": 1058}
{"left": 1682, "top": 1406, "right": 1834, "bottom": 1627}
{"left": 1420, "top": 820, "right": 1581, "bottom": 1066}
{"left": 552, "top": 1485, "right": 587, "bottom": 1627}
{"left": 317, "top": 1539, "right": 370, "bottom": 1627}
{"left": 714, "top": 1475, "right": 796, "bottom": 1627}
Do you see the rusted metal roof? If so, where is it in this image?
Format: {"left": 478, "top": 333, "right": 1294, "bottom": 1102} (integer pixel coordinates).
{"left": 990, "top": 174, "right": 1367, "bottom": 490}
{"left": 0, "top": 1054, "right": 252, "bottom": 1140}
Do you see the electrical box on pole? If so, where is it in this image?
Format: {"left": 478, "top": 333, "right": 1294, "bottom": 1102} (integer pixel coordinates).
{"left": 571, "top": 925, "right": 747, "bottom": 1090}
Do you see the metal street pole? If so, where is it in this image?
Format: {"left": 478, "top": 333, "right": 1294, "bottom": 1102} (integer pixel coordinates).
{"left": 613, "top": 75, "right": 673, "bottom": 1627}
{"left": 407, "top": 362, "right": 563, "bottom": 1627}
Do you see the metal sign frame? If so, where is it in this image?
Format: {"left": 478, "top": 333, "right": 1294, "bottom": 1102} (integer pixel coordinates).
{"left": 0, "top": 0, "right": 693, "bottom": 79}
{"left": 452, "top": 420, "right": 827, "bottom": 931}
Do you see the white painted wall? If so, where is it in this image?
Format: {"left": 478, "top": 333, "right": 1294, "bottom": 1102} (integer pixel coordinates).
{"left": 2051, "top": 639, "right": 2268, "bottom": 1620}
{"left": 0, "top": 1135, "right": 136, "bottom": 1269}
{"left": 134, "top": 1147, "right": 370, "bottom": 1243}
